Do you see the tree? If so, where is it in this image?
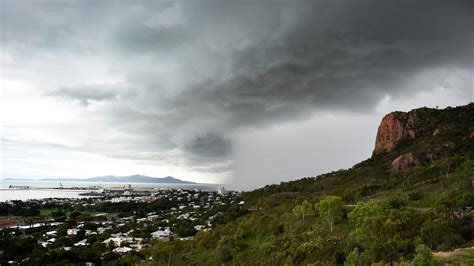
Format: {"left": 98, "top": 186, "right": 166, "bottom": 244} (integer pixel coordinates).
{"left": 217, "top": 236, "right": 237, "bottom": 262}
{"left": 317, "top": 196, "right": 344, "bottom": 232}
{"left": 70, "top": 211, "right": 81, "bottom": 220}
{"left": 348, "top": 203, "right": 423, "bottom": 264}
{"left": 348, "top": 199, "right": 387, "bottom": 226}
{"left": 344, "top": 248, "right": 362, "bottom": 266}
{"left": 292, "top": 200, "right": 313, "bottom": 225}
{"left": 410, "top": 244, "right": 435, "bottom": 266}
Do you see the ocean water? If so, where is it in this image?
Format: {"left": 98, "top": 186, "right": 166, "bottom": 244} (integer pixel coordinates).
{"left": 0, "top": 189, "right": 94, "bottom": 202}
{"left": 0, "top": 179, "right": 218, "bottom": 202}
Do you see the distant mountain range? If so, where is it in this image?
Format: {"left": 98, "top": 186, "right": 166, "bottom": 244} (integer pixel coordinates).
{"left": 3, "top": 175, "right": 196, "bottom": 184}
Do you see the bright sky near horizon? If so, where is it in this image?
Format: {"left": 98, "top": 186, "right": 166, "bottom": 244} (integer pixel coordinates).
{"left": 1, "top": 1, "right": 473, "bottom": 190}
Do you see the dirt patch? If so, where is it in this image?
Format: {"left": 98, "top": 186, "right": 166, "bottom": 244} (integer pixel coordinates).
{"left": 433, "top": 247, "right": 474, "bottom": 257}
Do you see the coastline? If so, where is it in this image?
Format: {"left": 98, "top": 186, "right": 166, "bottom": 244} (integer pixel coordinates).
{"left": 0, "top": 180, "right": 220, "bottom": 202}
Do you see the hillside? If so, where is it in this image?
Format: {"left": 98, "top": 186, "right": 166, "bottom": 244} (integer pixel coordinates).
{"left": 142, "top": 104, "right": 473, "bottom": 265}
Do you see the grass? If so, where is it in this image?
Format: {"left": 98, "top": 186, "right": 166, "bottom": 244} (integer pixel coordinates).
{"left": 39, "top": 209, "right": 103, "bottom": 218}
{"left": 39, "top": 209, "right": 56, "bottom": 217}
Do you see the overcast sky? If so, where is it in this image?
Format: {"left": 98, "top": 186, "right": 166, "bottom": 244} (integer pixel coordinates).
{"left": 1, "top": 0, "right": 472, "bottom": 189}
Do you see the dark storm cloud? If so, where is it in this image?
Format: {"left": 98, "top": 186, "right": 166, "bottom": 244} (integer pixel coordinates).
{"left": 185, "top": 134, "right": 231, "bottom": 159}
{"left": 115, "top": 24, "right": 195, "bottom": 54}
{"left": 113, "top": 0, "right": 472, "bottom": 125}
{"left": 2, "top": 0, "right": 472, "bottom": 173}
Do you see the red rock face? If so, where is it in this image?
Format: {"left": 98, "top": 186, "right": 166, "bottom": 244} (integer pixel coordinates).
{"left": 469, "top": 129, "right": 474, "bottom": 141}
{"left": 373, "top": 111, "right": 416, "bottom": 155}
{"left": 390, "top": 153, "right": 419, "bottom": 172}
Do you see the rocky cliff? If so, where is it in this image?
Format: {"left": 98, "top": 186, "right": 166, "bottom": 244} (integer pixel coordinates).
{"left": 371, "top": 103, "right": 474, "bottom": 172}
{"left": 372, "top": 111, "right": 417, "bottom": 155}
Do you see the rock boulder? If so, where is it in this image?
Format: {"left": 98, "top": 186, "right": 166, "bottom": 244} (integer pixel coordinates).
{"left": 390, "top": 153, "right": 419, "bottom": 172}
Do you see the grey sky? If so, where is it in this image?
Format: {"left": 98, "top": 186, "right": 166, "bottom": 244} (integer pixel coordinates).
{"left": 1, "top": 0, "right": 473, "bottom": 189}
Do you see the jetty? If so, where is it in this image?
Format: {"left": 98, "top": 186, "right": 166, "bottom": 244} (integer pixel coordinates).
{"left": 8, "top": 185, "right": 30, "bottom": 190}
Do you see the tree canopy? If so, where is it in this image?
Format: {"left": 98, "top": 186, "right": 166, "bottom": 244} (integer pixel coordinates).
{"left": 317, "top": 196, "right": 344, "bottom": 232}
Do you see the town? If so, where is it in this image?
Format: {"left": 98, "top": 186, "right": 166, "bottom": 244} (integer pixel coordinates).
{"left": 0, "top": 186, "right": 242, "bottom": 265}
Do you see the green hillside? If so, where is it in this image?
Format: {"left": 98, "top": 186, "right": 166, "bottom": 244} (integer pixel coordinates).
{"left": 141, "top": 104, "right": 474, "bottom": 265}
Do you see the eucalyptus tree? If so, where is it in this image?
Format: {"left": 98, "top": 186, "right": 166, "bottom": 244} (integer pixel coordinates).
{"left": 317, "top": 196, "right": 344, "bottom": 232}
{"left": 292, "top": 200, "right": 314, "bottom": 225}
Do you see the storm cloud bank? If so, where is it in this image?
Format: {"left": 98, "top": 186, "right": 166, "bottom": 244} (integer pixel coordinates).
{"left": 1, "top": 0, "right": 472, "bottom": 186}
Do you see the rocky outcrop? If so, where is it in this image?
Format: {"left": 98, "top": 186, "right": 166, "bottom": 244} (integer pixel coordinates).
{"left": 469, "top": 128, "right": 474, "bottom": 141}
{"left": 390, "top": 153, "right": 419, "bottom": 172}
{"left": 373, "top": 111, "right": 417, "bottom": 155}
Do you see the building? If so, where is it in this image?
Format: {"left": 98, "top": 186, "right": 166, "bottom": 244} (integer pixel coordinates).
{"left": 113, "top": 247, "right": 132, "bottom": 254}
{"left": 151, "top": 228, "right": 171, "bottom": 240}
{"left": 147, "top": 214, "right": 160, "bottom": 221}
{"left": 45, "top": 230, "right": 57, "bottom": 236}
{"left": 67, "top": 229, "right": 79, "bottom": 236}
{"left": 217, "top": 186, "right": 226, "bottom": 195}
{"left": 74, "top": 239, "right": 88, "bottom": 246}
{"left": 111, "top": 197, "right": 131, "bottom": 203}
{"left": 102, "top": 237, "right": 143, "bottom": 247}
{"left": 194, "top": 225, "right": 205, "bottom": 231}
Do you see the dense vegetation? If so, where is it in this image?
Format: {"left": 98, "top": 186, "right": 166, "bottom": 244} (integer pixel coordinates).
{"left": 142, "top": 104, "right": 474, "bottom": 265}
